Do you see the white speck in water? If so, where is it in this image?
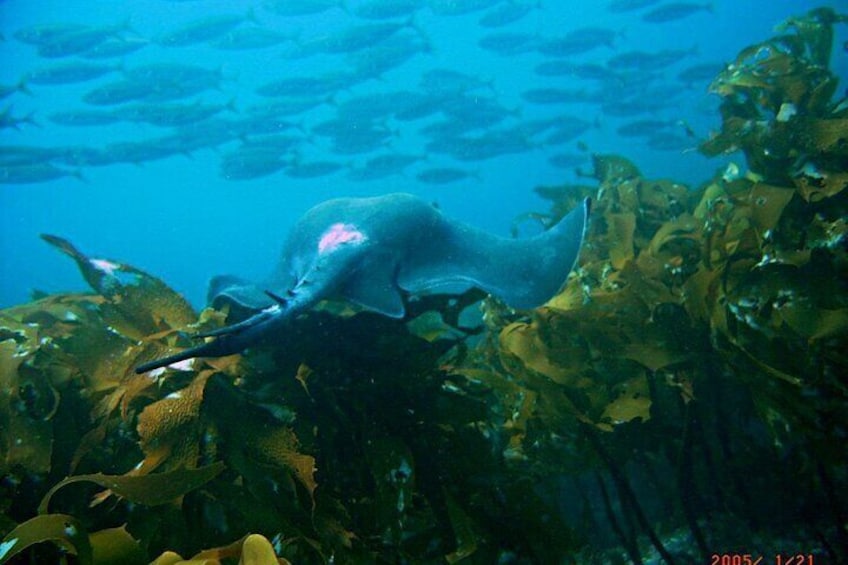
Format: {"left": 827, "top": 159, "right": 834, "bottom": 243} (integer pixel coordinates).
{"left": 441, "top": 382, "right": 462, "bottom": 394}
{"left": 776, "top": 102, "right": 797, "bottom": 122}
{"left": 168, "top": 358, "right": 194, "bottom": 371}
{"left": 722, "top": 162, "right": 740, "bottom": 182}
{"left": 0, "top": 538, "right": 18, "bottom": 560}
{"left": 801, "top": 161, "right": 825, "bottom": 179}
{"left": 396, "top": 459, "right": 412, "bottom": 482}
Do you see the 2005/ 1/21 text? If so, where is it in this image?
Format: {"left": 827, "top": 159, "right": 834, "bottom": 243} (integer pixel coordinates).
{"left": 710, "top": 554, "right": 814, "bottom": 565}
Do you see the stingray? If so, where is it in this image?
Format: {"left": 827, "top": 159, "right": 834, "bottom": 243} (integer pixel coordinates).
{"left": 135, "top": 193, "right": 590, "bottom": 373}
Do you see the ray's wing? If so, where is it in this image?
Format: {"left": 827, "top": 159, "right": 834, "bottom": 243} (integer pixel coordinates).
{"left": 338, "top": 252, "right": 407, "bottom": 318}
{"left": 207, "top": 274, "right": 274, "bottom": 311}
{"left": 397, "top": 198, "right": 590, "bottom": 310}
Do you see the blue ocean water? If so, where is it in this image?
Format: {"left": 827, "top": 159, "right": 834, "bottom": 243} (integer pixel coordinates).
{"left": 0, "top": 0, "right": 845, "bottom": 311}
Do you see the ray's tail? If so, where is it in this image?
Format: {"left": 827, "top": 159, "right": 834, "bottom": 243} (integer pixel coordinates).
{"left": 135, "top": 343, "right": 217, "bottom": 374}
{"left": 135, "top": 303, "right": 286, "bottom": 373}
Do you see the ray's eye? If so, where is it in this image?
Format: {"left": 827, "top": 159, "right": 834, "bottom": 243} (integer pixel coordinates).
{"left": 317, "top": 223, "right": 367, "bottom": 254}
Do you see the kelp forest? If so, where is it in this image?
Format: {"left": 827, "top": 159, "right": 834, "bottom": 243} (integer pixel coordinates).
{"left": 1, "top": 7, "right": 847, "bottom": 564}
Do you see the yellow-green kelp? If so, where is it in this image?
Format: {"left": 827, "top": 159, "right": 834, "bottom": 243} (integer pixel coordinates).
{"left": 2, "top": 7, "right": 847, "bottom": 564}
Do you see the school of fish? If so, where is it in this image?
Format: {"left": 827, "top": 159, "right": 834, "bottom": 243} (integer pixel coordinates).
{"left": 0, "top": 0, "right": 718, "bottom": 185}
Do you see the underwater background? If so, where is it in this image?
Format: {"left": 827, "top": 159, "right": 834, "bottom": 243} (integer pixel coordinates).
{"left": 1, "top": 1, "right": 848, "bottom": 564}
{"left": 0, "top": 0, "right": 843, "bottom": 310}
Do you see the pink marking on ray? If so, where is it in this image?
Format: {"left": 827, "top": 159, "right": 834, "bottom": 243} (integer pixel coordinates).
{"left": 318, "top": 223, "right": 367, "bottom": 254}
{"left": 90, "top": 258, "right": 120, "bottom": 276}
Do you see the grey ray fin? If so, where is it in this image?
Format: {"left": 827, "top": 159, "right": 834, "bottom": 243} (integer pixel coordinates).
{"left": 340, "top": 263, "right": 406, "bottom": 318}
{"left": 207, "top": 274, "right": 274, "bottom": 310}
{"left": 398, "top": 197, "right": 590, "bottom": 310}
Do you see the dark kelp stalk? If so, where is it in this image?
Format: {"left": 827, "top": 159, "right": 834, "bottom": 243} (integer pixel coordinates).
{"left": 1, "top": 7, "right": 847, "bottom": 564}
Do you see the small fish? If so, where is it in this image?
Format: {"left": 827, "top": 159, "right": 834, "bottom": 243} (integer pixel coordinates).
{"left": 220, "top": 146, "right": 292, "bottom": 180}
{"left": 160, "top": 119, "right": 241, "bottom": 153}
{"left": 26, "top": 62, "right": 120, "bottom": 85}
{"left": 284, "top": 159, "right": 346, "bottom": 179}
{"left": 420, "top": 119, "right": 478, "bottom": 139}
{"left": 351, "top": 0, "right": 421, "bottom": 20}
{"left": 240, "top": 134, "right": 302, "bottom": 152}
{"left": 646, "top": 132, "right": 693, "bottom": 151}
{"left": 364, "top": 153, "right": 422, "bottom": 172}
{"left": 0, "top": 163, "right": 83, "bottom": 184}
{"left": 478, "top": 32, "right": 539, "bottom": 56}
{"left": 427, "top": 130, "right": 534, "bottom": 161}
{"left": 122, "top": 64, "right": 224, "bottom": 103}
{"left": 0, "top": 105, "right": 38, "bottom": 130}
{"left": 428, "top": 0, "right": 503, "bottom": 16}
{"left": 156, "top": 13, "right": 249, "bottom": 47}
{"left": 420, "top": 69, "right": 492, "bottom": 94}
{"left": 511, "top": 117, "right": 560, "bottom": 138}
{"left": 677, "top": 62, "right": 725, "bottom": 85}
{"left": 211, "top": 26, "right": 294, "bottom": 50}
{"left": 534, "top": 60, "right": 610, "bottom": 80}
{"left": 335, "top": 91, "right": 417, "bottom": 121}
{"left": 14, "top": 23, "right": 87, "bottom": 46}
{"left": 83, "top": 80, "right": 153, "bottom": 105}
{"left": 607, "top": 0, "right": 662, "bottom": 12}
{"left": 521, "top": 88, "right": 596, "bottom": 105}
{"left": 245, "top": 97, "right": 328, "bottom": 118}
{"left": 0, "top": 145, "right": 60, "bottom": 167}
{"left": 0, "top": 79, "right": 31, "bottom": 99}
{"left": 262, "top": 0, "right": 340, "bottom": 17}
{"left": 331, "top": 126, "right": 394, "bottom": 155}
{"left": 34, "top": 22, "right": 128, "bottom": 58}
{"left": 441, "top": 96, "right": 517, "bottom": 129}
{"left": 295, "top": 20, "right": 414, "bottom": 56}
{"left": 537, "top": 27, "right": 617, "bottom": 57}
{"left": 416, "top": 167, "right": 478, "bottom": 184}
{"left": 642, "top": 2, "right": 712, "bottom": 23}
{"left": 608, "top": 47, "right": 697, "bottom": 71}
{"left": 256, "top": 72, "right": 353, "bottom": 98}
{"left": 601, "top": 97, "right": 665, "bottom": 117}
{"left": 53, "top": 146, "right": 111, "bottom": 167}
{"left": 113, "top": 99, "right": 236, "bottom": 127}
{"left": 347, "top": 153, "right": 421, "bottom": 181}
{"left": 616, "top": 119, "right": 672, "bottom": 138}
{"left": 347, "top": 33, "right": 430, "bottom": 80}
{"left": 49, "top": 109, "right": 121, "bottom": 126}
{"left": 478, "top": 1, "right": 540, "bottom": 28}
{"left": 124, "top": 63, "right": 222, "bottom": 87}
{"left": 102, "top": 141, "right": 179, "bottom": 165}
{"left": 394, "top": 95, "right": 444, "bottom": 121}
{"left": 81, "top": 36, "right": 148, "bottom": 59}
{"left": 542, "top": 118, "right": 593, "bottom": 145}
{"left": 237, "top": 113, "right": 302, "bottom": 136}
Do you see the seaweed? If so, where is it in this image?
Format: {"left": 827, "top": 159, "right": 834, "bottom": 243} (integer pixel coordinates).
{"left": 2, "top": 7, "right": 847, "bottom": 564}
